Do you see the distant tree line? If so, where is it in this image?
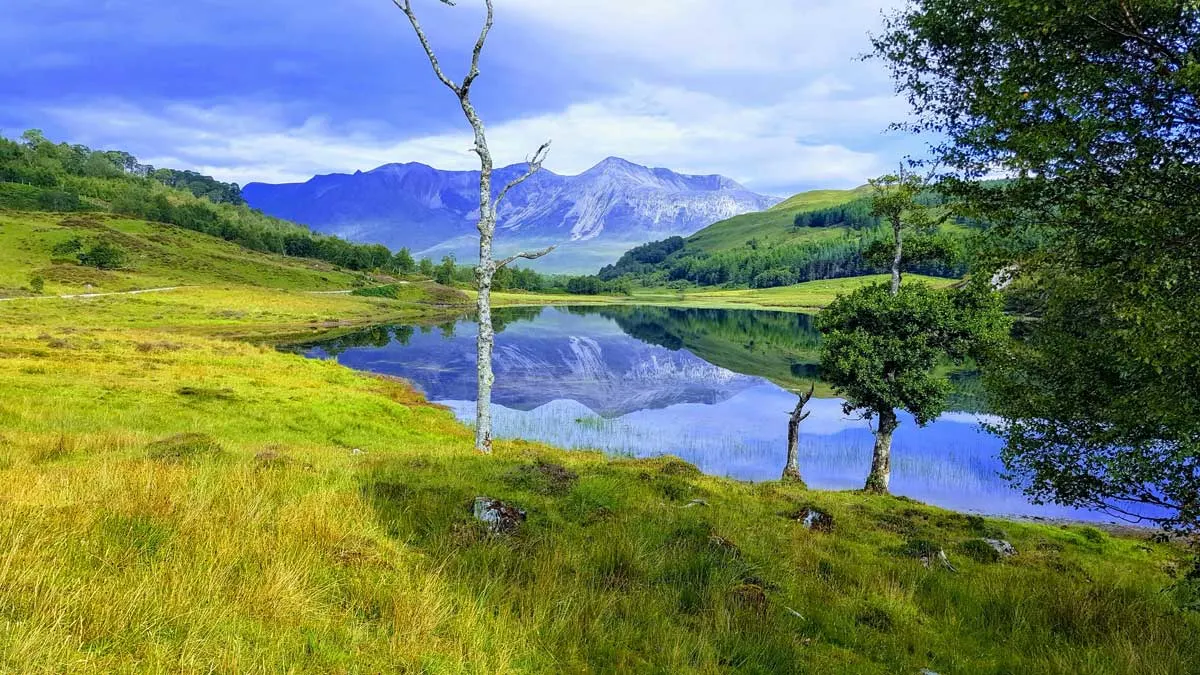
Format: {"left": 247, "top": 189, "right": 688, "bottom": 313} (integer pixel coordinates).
{"left": 597, "top": 228, "right": 967, "bottom": 290}
{"left": 0, "top": 130, "right": 401, "bottom": 272}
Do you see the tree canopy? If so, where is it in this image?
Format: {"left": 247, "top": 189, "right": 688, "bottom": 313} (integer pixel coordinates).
{"left": 874, "top": 0, "right": 1200, "bottom": 531}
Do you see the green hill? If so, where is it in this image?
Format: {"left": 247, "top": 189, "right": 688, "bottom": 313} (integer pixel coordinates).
{"left": 0, "top": 211, "right": 364, "bottom": 296}
{"left": 686, "top": 187, "right": 868, "bottom": 252}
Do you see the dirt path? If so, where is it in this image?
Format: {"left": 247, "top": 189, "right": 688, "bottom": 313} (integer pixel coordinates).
{"left": 0, "top": 286, "right": 186, "bottom": 302}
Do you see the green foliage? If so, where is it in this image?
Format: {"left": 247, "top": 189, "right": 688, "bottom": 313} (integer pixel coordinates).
{"left": 391, "top": 248, "right": 416, "bottom": 275}
{"left": 417, "top": 258, "right": 435, "bottom": 277}
{"left": 50, "top": 237, "right": 82, "bottom": 256}
{"left": 433, "top": 256, "right": 457, "bottom": 286}
{"left": 874, "top": 0, "right": 1200, "bottom": 531}
{"left": 0, "top": 131, "right": 397, "bottom": 272}
{"left": 817, "top": 282, "right": 1009, "bottom": 424}
{"left": 794, "top": 197, "right": 880, "bottom": 229}
{"left": 862, "top": 231, "right": 964, "bottom": 272}
{"left": 28, "top": 275, "right": 44, "bottom": 294}
{"left": 77, "top": 240, "right": 127, "bottom": 270}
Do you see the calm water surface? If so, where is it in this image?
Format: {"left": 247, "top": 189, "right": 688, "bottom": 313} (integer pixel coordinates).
{"left": 300, "top": 305, "right": 1107, "bottom": 522}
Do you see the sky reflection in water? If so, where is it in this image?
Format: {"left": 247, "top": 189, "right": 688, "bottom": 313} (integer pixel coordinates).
{"left": 303, "top": 305, "right": 1106, "bottom": 522}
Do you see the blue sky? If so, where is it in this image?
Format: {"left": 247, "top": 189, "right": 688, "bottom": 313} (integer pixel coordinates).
{"left": 2, "top": 0, "right": 922, "bottom": 195}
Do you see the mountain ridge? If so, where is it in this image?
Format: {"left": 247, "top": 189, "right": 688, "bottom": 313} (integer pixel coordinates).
{"left": 242, "top": 157, "right": 782, "bottom": 268}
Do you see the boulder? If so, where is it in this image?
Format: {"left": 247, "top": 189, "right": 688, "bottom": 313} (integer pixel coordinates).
{"left": 984, "top": 538, "right": 1017, "bottom": 558}
{"left": 472, "top": 497, "right": 526, "bottom": 534}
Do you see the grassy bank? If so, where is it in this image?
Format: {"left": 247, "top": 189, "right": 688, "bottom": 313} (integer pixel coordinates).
{"left": 492, "top": 274, "right": 957, "bottom": 313}
{"left": 1, "top": 211, "right": 1196, "bottom": 673}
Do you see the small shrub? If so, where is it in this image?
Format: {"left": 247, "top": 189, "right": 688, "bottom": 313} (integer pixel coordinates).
{"left": 956, "top": 538, "right": 1002, "bottom": 564}
{"left": 659, "top": 457, "right": 701, "bottom": 477}
{"left": 28, "top": 275, "right": 45, "bottom": 294}
{"left": 146, "top": 433, "right": 222, "bottom": 463}
{"left": 899, "top": 538, "right": 942, "bottom": 559}
{"left": 51, "top": 237, "right": 83, "bottom": 256}
{"left": 502, "top": 460, "right": 578, "bottom": 495}
{"left": 855, "top": 604, "right": 895, "bottom": 632}
{"left": 176, "top": 386, "right": 236, "bottom": 401}
{"left": 78, "top": 240, "right": 127, "bottom": 270}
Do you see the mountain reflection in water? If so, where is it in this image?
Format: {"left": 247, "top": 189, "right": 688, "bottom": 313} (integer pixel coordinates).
{"left": 298, "top": 305, "right": 1103, "bottom": 521}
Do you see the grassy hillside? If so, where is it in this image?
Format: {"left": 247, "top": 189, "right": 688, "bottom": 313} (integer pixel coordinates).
{"left": 686, "top": 187, "right": 868, "bottom": 252}
{"left": 0, "top": 277, "right": 1196, "bottom": 673}
{"left": 0, "top": 211, "right": 367, "bottom": 296}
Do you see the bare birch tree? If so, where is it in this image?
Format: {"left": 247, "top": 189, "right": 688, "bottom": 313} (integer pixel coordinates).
{"left": 392, "top": 0, "right": 554, "bottom": 453}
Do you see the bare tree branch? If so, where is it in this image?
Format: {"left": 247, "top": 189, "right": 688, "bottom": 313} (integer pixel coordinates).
{"left": 393, "top": 0, "right": 462, "bottom": 93}
{"left": 495, "top": 140, "right": 552, "bottom": 209}
{"left": 460, "top": 0, "right": 494, "bottom": 94}
{"left": 496, "top": 245, "right": 557, "bottom": 270}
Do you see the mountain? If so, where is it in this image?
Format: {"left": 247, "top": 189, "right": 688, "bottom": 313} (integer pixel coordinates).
{"left": 242, "top": 157, "right": 781, "bottom": 272}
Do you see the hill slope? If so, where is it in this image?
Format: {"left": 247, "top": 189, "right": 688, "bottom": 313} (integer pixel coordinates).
{"left": 0, "top": 211, "right": 363, "bottom": 296}
{"left": 243, "top": 157, "right": 782, "bottom": 267}
{"left": 684, "top": 186, "right": 869, "bottom": 253}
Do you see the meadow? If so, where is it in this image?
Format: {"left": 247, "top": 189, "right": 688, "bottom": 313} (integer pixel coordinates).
{"left": 0, "top": 212, "right": 1196, "bottom": 673}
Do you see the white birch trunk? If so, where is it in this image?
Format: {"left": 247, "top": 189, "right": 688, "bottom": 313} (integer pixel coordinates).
{"left": 395, "top": 0, "right": 553, "bottom": 454}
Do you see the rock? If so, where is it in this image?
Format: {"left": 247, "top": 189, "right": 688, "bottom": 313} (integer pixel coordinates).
{"left": 984, "top": 538, "right": 1017, "bottom": 558}
{"left": 472, "top": 497, "right": 526, "bottom": 534}
{"left": 682, "top": 499, "right": 709, "bottom": 508}
{"left": 793, "top": 507, "right": 835, "bottom": 533}
{"left": 351, "top": 448, "right": 364, "bottom": 455}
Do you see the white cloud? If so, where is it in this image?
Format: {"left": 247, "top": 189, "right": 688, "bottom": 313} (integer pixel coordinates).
{"left": 45, "top": 80, "right": 901, "bottom": 192}
{"left": 502, "top": 0, "right": 903, "bottom": 74}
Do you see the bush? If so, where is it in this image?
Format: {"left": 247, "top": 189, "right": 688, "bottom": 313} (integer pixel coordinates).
{"left": 78, "top": 241, "right": 127, "bottom": 270}
{"left": 956, "top": 538, "right": 1002, "bottom": 563}
{"left": 28, "top": 275, "right": 44, "bottom": 294}
{"left": 51, "top": 237, "right": 82, "bottom": 256}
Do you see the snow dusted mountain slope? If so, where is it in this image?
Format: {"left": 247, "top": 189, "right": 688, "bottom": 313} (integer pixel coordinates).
{"left": 242, "top": 157, "right": 781, "bottom": 259}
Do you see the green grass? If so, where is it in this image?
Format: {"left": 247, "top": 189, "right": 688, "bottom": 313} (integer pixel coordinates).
{"left": 492, "top": 275, "right": 956, "bottom": 313}
{"left": 0, "top": 210, "right": 365, "bottom": 296}
{"left": 684, "top": 187, "right": 868, "bottom": 252}
{"left": 0, "top": 209, "right": 1196, "bottom": 673}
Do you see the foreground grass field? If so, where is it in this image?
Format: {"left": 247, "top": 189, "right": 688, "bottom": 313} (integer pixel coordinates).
{"left": 1, "top": 285, "right": 1197, "bottom": 674}
{"left": 1, "top": 210, "right": 1197, "bottom": 673}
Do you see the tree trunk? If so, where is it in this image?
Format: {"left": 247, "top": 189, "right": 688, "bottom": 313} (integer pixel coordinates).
{"left": 475, "top": 263, "right": 496, "bottom": 454}
{"left": 395, "top": 0, "right": 552, "bottom": 455}
{"left": 864, "top": 407, "right": 898, "bottom": 493}
{"left": 890, "top": 215, "right": 903, "bottom": 296}
{"left": 782, "top": 384, "right": 814, "bottom": 484}
{"left": 782, "top": 417, "right": 804, "bottom": 484}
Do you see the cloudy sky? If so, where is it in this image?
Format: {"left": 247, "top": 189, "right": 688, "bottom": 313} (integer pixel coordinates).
{"left": 2, "top": 0, "right": 920, "bottom": 195}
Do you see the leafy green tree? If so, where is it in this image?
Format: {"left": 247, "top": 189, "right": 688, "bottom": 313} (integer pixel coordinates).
{"left": 868, "top": 171, "right": 941, "bottom": 295}
{"left": 817, "top": 282, "right": 1008, "bottom": 492}
{"left": 417, "top": 258, "right": 436, "bottom": 278}
{"left": 434, "top": 256, "right": 457, "bottom": 286}
{"left": 873, "top": 0, "right": 1200, "bottom": 531}
{"left": 392, "top": 248, "right": 416, "bottom": 275}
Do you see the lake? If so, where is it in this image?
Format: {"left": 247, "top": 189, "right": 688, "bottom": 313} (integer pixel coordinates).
{"left": 297, "top": 305, "right": 1107, "bottom": 522}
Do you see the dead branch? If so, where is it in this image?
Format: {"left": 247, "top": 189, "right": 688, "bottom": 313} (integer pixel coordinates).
{"left": 496, "top": 245, "right": 557, "bottom": 270}
{"left": 495, "top": 140, "right": 552, "bottom": 209}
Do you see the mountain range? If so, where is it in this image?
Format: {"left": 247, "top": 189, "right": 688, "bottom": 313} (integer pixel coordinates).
{"left": 242, "top": 157, "right": 781, "bottom": 273}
